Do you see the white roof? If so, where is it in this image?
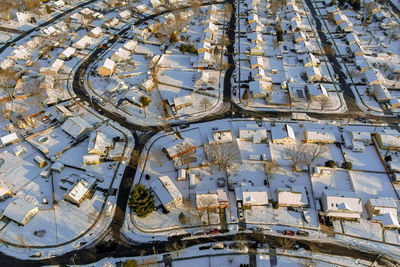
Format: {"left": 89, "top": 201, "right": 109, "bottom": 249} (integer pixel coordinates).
{"left": 306, "top": 66, "right": 322, "bottom": 79}
{"left": 242, "top": 186, "right": 268, "bottom": 206}
{"left": 119, "top": 10, "right": 131, "bottom": 19}
{"left": 88, "top": 131, "right": 112, "bottom": 154}
{"left": 50, "top": 59, "right": 64, "bottom": 72}
{"left": 271, "top": 124, "right": 296, "bottom": 142}
{"left": 102, "top": 58, "right": 116, "bottom": 70}
{"left": 346, "top": 33, "right": 360, "bottom": 44}
{"left": 73, "top": 35, "right": 93, "bottom": 49}
{"left": 65, "top": 176, "right": 96, "bottom": 203}
{"left": 373, "top": 213, "right": 400, "bottom": 228}
{"left": 239, "top": 127, "right": 267, "bottom": 140}
{"left": 16, "top": 12, "right": 31, "bottom": 23}
{"left": 305, "top": 129, "right": 336, "bottom": 142}
{"left": 211, "top": 130, "right": 233, "bottom": 144}
{"left": 61, "top": 117, "right": 92, "bottom": 139}
{"left": 83, "top": 154, "right": 100, "bottom": 162}
{"left": 372, "top": 85, "right": 391, "bottom": 101}
{"left": 173, "top": 95, "right": 192, "bottom": 107}
{"left": 321, "top": 190, "right": 362, "bottom": 214}
{"left": 307, "top": 84, "right": 328, "bottom": 98}
{"left": 368, "top": 197, "right": 397, "bottom": 209}
{"left": 0, "top": 59, "right": 14, "bottom": 70}
{"left": 376, "top": 132, "right": 400, "bottom": 148}
{"left": 250, "top": 56, "right": 263, "bottom": 67}
{"left": 350, "top": 131, "right": 371, "bottom": 142}
{"left": 123, "top": 40, "right": 138, "bottom": 51}
{"left": 113, "top": 47, "right": 131, "bottom": 61}
{"left": 1, "top": 133, "right": 19, "bottom": 146}
{"left": 364, "top": 68, "right": 385, "bottom": 85}
{"left": 151, "top": 176, "right": 182, "bottom": 207}
{"left": 3, "top": 199, "right": 38, "bottom": 225}
{"left": 277, "top": 186, "right": 308, "bottom": 206}
{"left": 90, "top": 26, "right": 103, "bottom": 37}
{"left": 61, "top": 47, "right": 76, "bottom": 58}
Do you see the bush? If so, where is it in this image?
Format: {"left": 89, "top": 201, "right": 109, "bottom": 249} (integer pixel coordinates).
{"left": 128, "top": 184, "right": 155, "bottom": 218}
{"left": 325, "top": 160, "right": 336, "bottom": 168}
{"left": 342, "top": 161, "right": 352, "bottom": 170}
{"left": 385, "top": 155, "right": 392, "bottom": 162}
{"left": 46, "top": 5, "right": 52, "bottom": 14}
{"left": 179, "top": 212, "right": 187, "bottom": 224}
{"left": 276, "top": 21, "right": 283, "bottom": 42}
{"left": 139, "top": 95, "right": 151, "bottom": 108}
{"left": 179, "top": 44, "right": 197, "bottom": 54}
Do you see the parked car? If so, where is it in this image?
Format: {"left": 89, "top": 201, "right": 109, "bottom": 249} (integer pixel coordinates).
{"left": 207, "top": 228, "right": 219, "bottom": 234}
{"left": 283, "top": 230, "right": 295, "bottom": 236}
{"left": 212, "top": 243, "right": 225, "bottom": 249}
{"left": 297, "top": 230, "right": 309, "bottom": 236}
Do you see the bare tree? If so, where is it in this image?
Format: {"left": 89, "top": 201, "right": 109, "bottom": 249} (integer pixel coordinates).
{"left": 264, "top": 160, "right": 280, "bottom": 179}
{"left": 199, "top": 97, "right": 211, "bottom": 111}
{"left": 205, "top": 142, "right": 241, "bottom": 171}
{"left": 323, "top": 44, "right": 335, "bottom": 56}
{"left": 177, "top": 142, "right": 196, "bottom": 169}
{"left": 0, "top": 69, "right": 19, "bottom": 99}
{"left": 303, "top": 144, "right": 328, "bottom": 165}
{"left": 278, "top": 237, "right": 296, "bottom": 253}
{"left": 317, "top": 96, "right": 330, "bottom": 111}
{"left": 284, "top": 143, "right": 306, "bottom": 171}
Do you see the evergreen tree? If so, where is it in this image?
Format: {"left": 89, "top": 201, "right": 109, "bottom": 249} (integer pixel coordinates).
{"left": 128, "top": 184, "right": 155, "bottom": 218}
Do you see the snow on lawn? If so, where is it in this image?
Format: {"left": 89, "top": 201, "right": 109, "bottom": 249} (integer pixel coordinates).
{"left": 350, "top": 171, "right": 397, "bottom": 202}
{"left": 311, "top": 170, "right": 354, "bottom": 198}
{"left": 342, "top": 220, "right": 382, "bottom": 241}
{"left": 342, "top": 146, "right": 385, "bottom": 172}
{"left": 245, "top": 206, "right": 274, "bottom": 225}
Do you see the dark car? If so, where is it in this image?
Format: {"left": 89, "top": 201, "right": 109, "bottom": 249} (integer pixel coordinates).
{"left": 297, "top": 230, "right": 309, "bottom": 236}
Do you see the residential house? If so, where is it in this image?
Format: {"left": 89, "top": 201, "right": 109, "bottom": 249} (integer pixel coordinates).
{"left": 333, "top": 13, "right": 346, "bottom": 25}
{"left": 196, "top": 189, "right": 228, "bottom": 210}
{"left": 248, "top": 13, "right": 259, "bottom": 24}
{"left": 364, "top": 69, "right": 385, "bottom": 85}
{"left": 271, "top": 124, "right": 296, "bottom": 145}
{"left": 306, "top": 66, "right": 322, "bottom": 82}
{"left": 320, "top": 190, "right": 363, "bottom": 220}
{"left": 345, "top": 33, "right": 360, "bottom": 45}
{"left": 119, "top": 10, "right": 131, "bottom": 21}
{"left": 339, "top": 20, "right": 353, "bottom": 32}
{"left": 111, "top": 47, "right": 131, "bottom": 62}
{"left": 355, "top": 55, "right": 370, "bottom": 72}
{"left": 389, "top": 98, "right": 400, "bottom": 109}
{"left": 310, "top": 166, "right": 334, "bottom": 177}
{"left": 97, "top": 58, "right": 116, "bottom": 77}
{"left": 162, "top": 139, "right": 195, "bottom": 159}
{"left": 349, "top": 42, "right": 364, "bottom": 56}
{"left": 83, "top": 154, "right": 100, "bottom": 165}
{"left": 47, "top": 59, "right": 64, "bottom": 75}
{"left": 88, "top": 26, "right": 103, "bottom": 38}
{"left": 242, "top": 185, "right": 268, "bottom": 206}
{"left": 209, "top": 130, "right": 233, "bottom": 144}
{"left": 249, "top": 43, "right": 263, "bottom": 56}
{"left": 249, "top": 80, "right": 271, "bottom": 98}
{"left": 248, "top": 31, "right": 263, "bottom": 44}
{"left": 294, "top": 31, "right": 306, "bottom": 43}
{"left": 238, "top": 126, "right": 267, "bottom": 144}
{"left": 73, "top": 35, "right": 93, "bottom": 50}
{"left": 59, "top": 47, "right": 77, "bottom": 60}
{"left": 351, "top": 131, "right": 372, "bottom": 145}
{"left": 173, "top": 95, "right": 193, "bottom": 109}
{"left": 2, "top": 199, "right": 39, "bottom": 225}
{"left": 306, "top": 84, "right": 328, "bottom": 102}
{"left": 123, "top": 40, "right": 138, "bottom": 52}
{"left": 103, "top": 17, "right": 119, "bottom": 29}
{"left": 276, "top": 186, "right": 308, "bottom": 207}
{"left": 250, "top": 56, "right": 264, "bottom": 69}
{"left": 64, "top": 176, "right": 97, "bottom": 206}
{"left": 61, "top": 116, "right": 93, "bottom": 140}
{"left": 375, "top": 132, "right": 400, "bottom": 150}
{"left": 198, "top": 51, "right": 212, "bottom": 69}
{"left": 366, "top": 197, "right": 400, "bottom": 229}
{"left": 304, "top": 129, "right": 336, "bottom": 143}
{"left": 139, "top": 79, "right": 156, "bottom": 91}
{"left": 302, "top": 53, "right": 319, "bottom": 67}
{"left": 16, "top": 12, "right": 32, "bottom": 23}
{"left": 0, "top": 133, "right": 19, "bottom": 146}
{"left": 87, "top": 131, "right": 112, "bottom": 155}
{"left": 198, "top": 41, "right": 211, "bottom": 54}
{"left": 372, "top": 85, "right": 392, "bottom": 103}
{"left": 151, "top": 176, "right": 183, "bottom": 211}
